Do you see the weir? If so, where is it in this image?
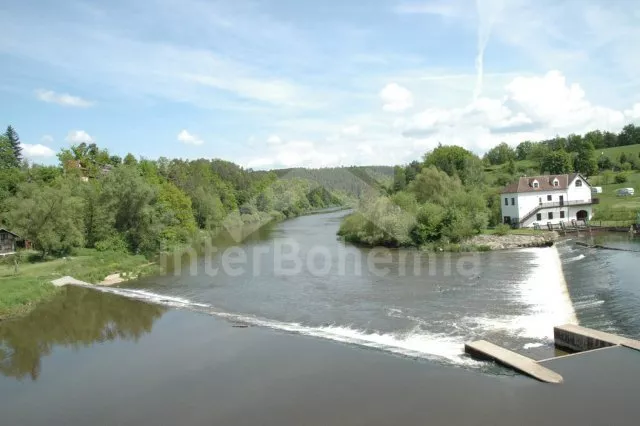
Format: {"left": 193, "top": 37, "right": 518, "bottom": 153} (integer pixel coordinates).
{"left": 465, "top": 324, "right": 640, "bottom": 384}
{"left": 53, "top": 277, "right": 640, "bottom": 383}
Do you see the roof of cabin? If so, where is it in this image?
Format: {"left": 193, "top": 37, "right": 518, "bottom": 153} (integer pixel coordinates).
{"left": 0, "top": 228, "right": 20, "bottom": 238}
{"left": 501, "top": 173, "right": 585, "bottom": 194}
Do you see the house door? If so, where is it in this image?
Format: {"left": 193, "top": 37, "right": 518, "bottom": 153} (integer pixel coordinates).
{"left": 577, "top": 210, "right": 588, "bottom": 221}
{"left": 503, "top": 216, "right": 511, "bottom": 225}
{"left": 559, "top": 195, "right": 564, "bottom": 206}
{"left": 539, "top": 197, "right": 542, "bottom": 206}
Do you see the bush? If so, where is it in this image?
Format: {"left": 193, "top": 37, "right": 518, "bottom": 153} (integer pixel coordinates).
{"left": 614, "top": 173, "right": 629, "bottom": 184}
{"left": 494, "top": 224, "right": 511, "bottom": 236}
{"left": 95, "top": 235, "right": 129, "bottom": 253}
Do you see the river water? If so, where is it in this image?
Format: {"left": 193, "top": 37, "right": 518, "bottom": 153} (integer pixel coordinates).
{"left": 1, "top": 210, "right": 640, "bottom": 424}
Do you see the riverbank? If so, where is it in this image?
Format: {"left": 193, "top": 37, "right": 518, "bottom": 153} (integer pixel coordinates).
{"left": 0, "top": 249, "right": 158, "bottom": 320}
{"left": 468, "top": 231, "right": 558, "bottom": 250}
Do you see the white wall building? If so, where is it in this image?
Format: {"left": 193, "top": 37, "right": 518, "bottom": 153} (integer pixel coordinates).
{"left": 501, "top": 174, "right": 595, "bottom": 228}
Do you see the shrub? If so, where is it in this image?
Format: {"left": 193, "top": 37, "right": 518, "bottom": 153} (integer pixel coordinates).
{"left": 494, "top": 224, "right": 511, "bottom": 236}
{"left": 614, "top": 173, "right": 629, "bottom": 184}
{"left": 95, "top": 235, "right": 129, "bottom": 253}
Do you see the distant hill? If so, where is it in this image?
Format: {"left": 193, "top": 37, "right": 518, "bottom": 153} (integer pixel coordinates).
{"left": 599, "top": 144, "right": 640, "bottom": 161}
{"left": 272, "top": 166, "right": 393, "bottom": 197}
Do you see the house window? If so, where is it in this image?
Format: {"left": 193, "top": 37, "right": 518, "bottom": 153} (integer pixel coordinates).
{"left": 533, "top": 182, "right": 539, "bottom": 188}
{"left": 575, "top": 180, "right": 583, "bottom": 187}
{"left": 505, "top": 198, "right": 509, "bottom": 206}
{"left": 536, "top": 213, "right": 542, "bottom": 221}
{"left": 548, "top": 212, "right": 554, "bottom": 220}
{"left": 553, "top": 179, "right": 559, "bottom": 187}
{"left": 547, "top": 195, "right": 552, "bottom": 201}
{"left": 511, "top": 198, "right": 515, "bottom": 206}
{"left": 560, "top": 211, "right": 565, "bottom": 219}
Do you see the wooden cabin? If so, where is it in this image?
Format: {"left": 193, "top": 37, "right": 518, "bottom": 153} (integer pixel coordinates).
{"left": 0, "top": 229, "right": 19, "bottom": 255}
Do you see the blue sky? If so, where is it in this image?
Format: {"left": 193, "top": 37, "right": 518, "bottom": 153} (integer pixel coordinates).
{"left": 1, "top": 0, "right": 639, "bottom": 168}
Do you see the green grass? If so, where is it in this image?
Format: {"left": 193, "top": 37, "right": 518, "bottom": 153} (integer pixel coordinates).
{"left": 589, "top": 172, "right": 640, "bottom": 221}
{"left": 599, "top": 144, "right": 640, "bottom": 161}
{"left": 0, "top": 249, "right": 158, "bottom": 321}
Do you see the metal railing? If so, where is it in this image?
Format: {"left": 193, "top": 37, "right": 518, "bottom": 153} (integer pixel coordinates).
{"left": 519, "top": 198, "right": 596, "bottom": 224}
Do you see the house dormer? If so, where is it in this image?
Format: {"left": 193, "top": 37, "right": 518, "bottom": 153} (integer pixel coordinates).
{"left": 552, "top": 178, "right": 559, "bottom": 187}
{"left": 531, "top": 179, "right": 539, "bottom": 189}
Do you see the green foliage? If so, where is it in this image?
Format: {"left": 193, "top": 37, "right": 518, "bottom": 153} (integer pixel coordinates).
{"left": 340, "top": 156, "right": 489, "bottom": 247}
{"left": 573, "top": 139, "right": 598, "bottom": 176}
{"left": 615, "top": 173, "right": 629, "bottom": 184}
{"left": 423, "top": 145, "right": 484, "bottom": 185}
{"left": 494, "top": 224, "right": 511, "bottom": 236}
{"left": 484, "top": 142, "right": 515, "bottom": 165}
{"left": 515, "top": 141, "right": 534, "bottom": 161}
{"left": 95, "top": 235, "right": 129, "bottom": 253}
{"left": 7, "top": 180, "right": 84, "bottom": 256}
{"left": 541, "top": 150, "right": 573, "bottom": 174}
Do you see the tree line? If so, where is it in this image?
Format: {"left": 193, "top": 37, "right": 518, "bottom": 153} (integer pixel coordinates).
{"left": 0, "top": 125, "right": 345, "bottom": 258}
{"left": 482, "top": 123, "right": 640, "bottom": 176}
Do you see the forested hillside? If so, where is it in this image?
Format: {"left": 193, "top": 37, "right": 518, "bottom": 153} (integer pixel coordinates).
{"left": 0, "top": 126, "right": 344, "bottom": 258}
{"left": 273, "top": 166, "right": 393, "bottom": 197}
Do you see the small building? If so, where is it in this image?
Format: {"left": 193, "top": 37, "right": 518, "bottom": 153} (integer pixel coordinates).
{"left": 501, "top": 174, "right": 595, "bottom": 228}
{"left": 0, "top": 229, "right": 20, "bottom": 255}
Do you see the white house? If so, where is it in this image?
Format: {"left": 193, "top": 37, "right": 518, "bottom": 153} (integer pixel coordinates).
{"left": 501, "top": 174, "right": 595, "bottom": 228}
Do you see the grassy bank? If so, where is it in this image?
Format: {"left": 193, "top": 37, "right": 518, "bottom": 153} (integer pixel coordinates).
{"left": 0, "top": 249, "right": 158, "bottom": 321}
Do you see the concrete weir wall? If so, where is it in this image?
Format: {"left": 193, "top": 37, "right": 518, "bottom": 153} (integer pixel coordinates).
{"left": 554, "top": 324, "right": 640, "bottom": 353}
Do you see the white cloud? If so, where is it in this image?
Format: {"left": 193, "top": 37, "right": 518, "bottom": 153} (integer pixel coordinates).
{"left": 35, "top": 89, "right": 94, "bottom": 107}
{"left": 267, "top": 135, "right": 282, "bottom": 145}
{"left": 380, "top": 83, "right": 414, "bottom": 112}
{"left": 401, "top": 70, "right": 631, "bottom": 153}
{"left": 21, "top": 143, "right": 56, "bottom": 158}
{"left": 341, "top": 125, "right": 362, "bottom": 136}
{"left": 625, "top": 104, "right": 640, "bottom": 120}
{"left": 65, "top": 130, "right": 94, "bottom": 143}
{"left": 40, "top": 134, "right": 54, "bottom": 144}
{"left": 177, "top": 129, "right": 204, "bottom": 145}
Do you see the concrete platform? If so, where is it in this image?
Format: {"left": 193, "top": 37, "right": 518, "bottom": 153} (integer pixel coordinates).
{"left": 51, "top": 276, "right": 91, "bottom": 287}
{"left": 465, "top": 340, "right": 563, "bottom": 384}
{"left": 555, "top": 324, "right": 640, "bottom": 353}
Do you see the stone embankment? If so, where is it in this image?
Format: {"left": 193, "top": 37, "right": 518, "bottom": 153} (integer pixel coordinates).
{"left": 469, "top": 232, "right": 558, "bottom": 250}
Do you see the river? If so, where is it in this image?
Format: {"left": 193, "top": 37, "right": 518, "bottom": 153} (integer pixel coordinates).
{"left": 1, "top": 210, "right": 639, "bottom": 424}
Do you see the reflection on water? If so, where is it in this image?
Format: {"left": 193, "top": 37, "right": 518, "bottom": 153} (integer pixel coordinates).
{"left": 0, "top": 286, "right": 166, "bottom": 381}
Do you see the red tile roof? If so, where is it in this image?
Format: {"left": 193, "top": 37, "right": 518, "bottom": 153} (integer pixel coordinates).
{"left": 501, "top": 173, "right": 582, "bottom": 194}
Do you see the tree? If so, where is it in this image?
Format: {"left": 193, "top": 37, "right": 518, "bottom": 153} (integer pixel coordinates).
{"left": 393, "top": 166, "right": 406, "bottom": 192}
{"left": 123, "top": 153, "right": 138, "bottom": 166}
{"left": 7, "top": 181, "right": 84, "bottom": 257}
{"left": 58, "top": 143, "right": 110, "bottom": 178}
{"left": 0, "top": 135, "right": 18, "bottom": 169}
{"left": 541, "top": 150, "right": 573, "bottom": 174}
{"left": 515, "top": 141, "right": 534, "bottom": 161}
{"left": 584, "top": 130, "right": 605, "bottom": 150}
{"left": 602, "top": 131, "right": 618, "bottom": 148}
{"left": 618, "top": 124, "right": 640, "bottom": 147}
{"left": 4, "top": 126, "right": 22, "bottom": 166}
{"left": 423, "top": 145, "right": 483, "bottom": 185}
{"left": 565, "top": 134, "right": 583, "bottom": 153}
{"left": 573, "top": 140, "right": 598, "bottom": 176}
{"left": 483, "top": 142, "right": 515, "bottom": 165}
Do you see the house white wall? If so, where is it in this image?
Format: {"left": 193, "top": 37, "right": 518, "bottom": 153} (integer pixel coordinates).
{"left": 501, "top": 175, "right": 593, "bottom": 228}
{"left": 567, "top": 176, "right": 592, "bottom": 203}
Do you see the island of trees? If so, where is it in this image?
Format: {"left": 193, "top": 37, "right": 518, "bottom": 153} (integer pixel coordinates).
{"left": 339, "top": 123, "right": 640, "bottom": 248}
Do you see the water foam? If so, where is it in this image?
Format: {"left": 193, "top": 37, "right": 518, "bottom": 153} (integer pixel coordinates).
{"left": 470, "top": 247, "right": 578, "bottom": 341}
{"left": 566, "top": 254, "right": 586, "bottom": 263}
{"left": 84, "top": 284, "right": 480, "bottom": 367}
{"left": 517, "top": 246, "right": 578, "bottom": 338}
